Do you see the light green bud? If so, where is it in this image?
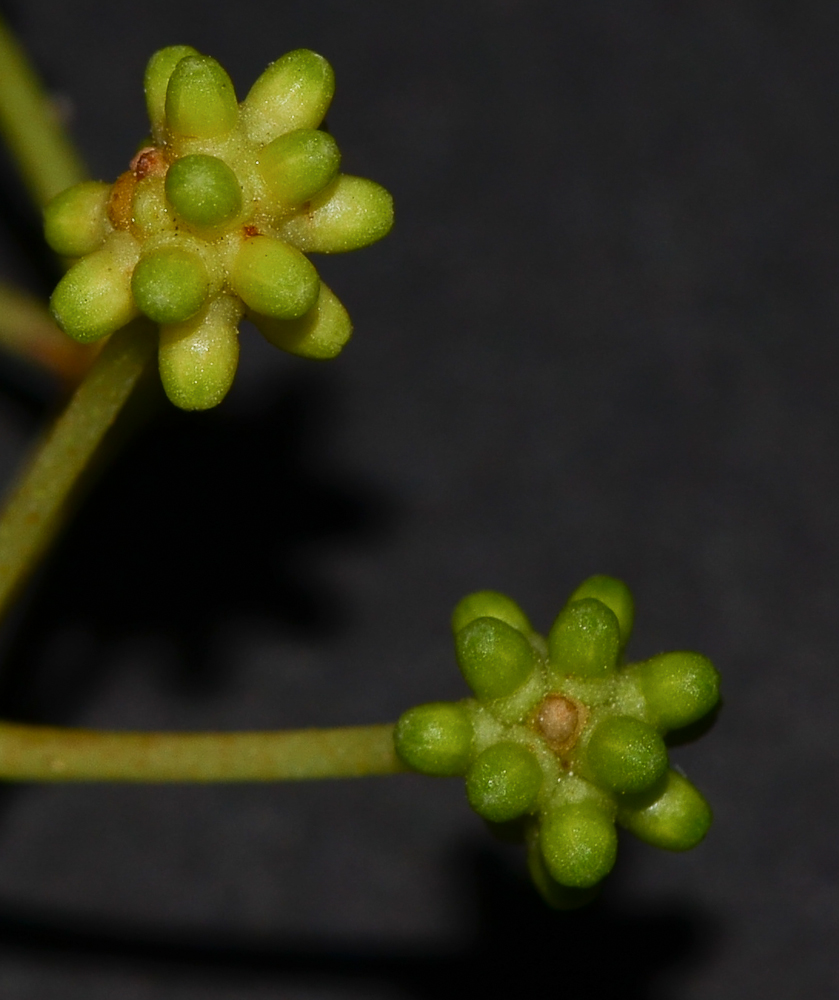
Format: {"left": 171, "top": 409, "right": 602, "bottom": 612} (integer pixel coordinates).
{"left": 165, "top": 154, "right": 242, "bottom": 228}
{"left": 637, "top": 651, "right": 720, "bottom": 732}
{"left": 527, "top": 836, "right": 600, "bottom": 909}
{"left": 547, "top": 598, "right": 620, "bottom": 680}
{"left": 158, "top": 295, "right": 241, "bottom": 410}
{"left": 465, "top": 742, "right": 542, "bottom": 823}
{"left": 230, "top": 235, "right": 319, "bottom": 320}
{"left": 568, "top": 575, "right": 634, "bottom": 648}
{"left": 165, "top": 55, "right": 238, "bottom": 140}
{"left": 131, "top": 176, "right": 174, "bottom": 240}
{"left": 144, "top": 45, "right": 199, "bottom": 139}
{"left": 242, "top": 49, "right": 335, "bottom": 145}
{"left": 394, "top": 702, "right": 474, "bottom": 776}
{"left": 618, "top": 769, "right": 712, "bottom": 851}
{"left": 43, "top": 181, "right": 111, "bottom": 258}
{"left": 455, "top": 617, "right": 536, "bottom": 701}
{"left": 540, "top": 802, "right": 617, "bottom": 889}
{"left": 279, "top": 175, "right": 394, "bottom": 253}
{"left": 258, "top": 129, "right": 341, "bottom": 209}
{"left": 50, "top": 234, "right": 140, "bottom": 343}
{"left": 451, "top": 591, "right": 532, "bottom": 637}
{"left": 583, "top": 715, "right": 668, "bottom": 795}
{"left": 131, "top": 245, "right": 208, "bottom": 324}
{"left": 251, "top": 282, "right": 351, "bottom": 360}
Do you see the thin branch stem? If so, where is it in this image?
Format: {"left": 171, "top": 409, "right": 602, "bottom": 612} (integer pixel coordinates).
{"left": 0, "top": 13, "right": 88, "bottom": 206}
{"left": 0, "top": 283, "right": 96, "bottom": 383}
{"left": 0, "top": 722, "right": 406, "bottom": 782}
{"left": 0, "top": 320, "right": 156, "bottom": 618}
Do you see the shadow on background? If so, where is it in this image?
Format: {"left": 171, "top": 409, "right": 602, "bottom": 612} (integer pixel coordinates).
{"left": 0, "top": 845, "right": 719, "bottom": 998}
{"left": 0, "top": 372, "right": 397, "bottom": 722}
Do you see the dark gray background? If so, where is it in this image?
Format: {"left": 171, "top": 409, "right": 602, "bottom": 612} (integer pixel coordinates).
{"left": 0, "top": 0, "right": 836, "bottom": 996}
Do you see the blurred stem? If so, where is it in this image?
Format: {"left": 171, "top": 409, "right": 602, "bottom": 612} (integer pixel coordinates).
{"left": 0, "top": 722, "right": 406, "bottom": 781}
{"left": 0, "top": 12, "right": 88, "bottom": 206}
{"left": 0, "top": 320, "right": 156, "bottom": 619}
{"left": 0, "top": 283, "right": 96, "bottom": 383}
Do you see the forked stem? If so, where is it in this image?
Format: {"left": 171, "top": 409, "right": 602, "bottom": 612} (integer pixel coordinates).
{"left": 0, "top": 320, "right": 156, "bottom": 618}
{"left": 0, "top": 722, "right": 405, "bottom": 781}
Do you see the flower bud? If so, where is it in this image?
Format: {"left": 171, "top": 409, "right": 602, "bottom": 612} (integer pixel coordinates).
{"left": 583, "top": 715, "right": 668, "bottom": 795}
{"left": 144, "top": 45, "right": 199, "bottom": 140}
{"left": 637, "top": 651, "right": 720, "bottom": 732}
{"left": 394, "top": 702, "right": 474, "bottom": 776}
{"left": 131, "top": 245, "right": 209, "bottom": 324}
{"left": 456, "top": 617, "right": 536, "bottom": 701}
{"left": 466, "top": 742, "right": 543, "bottom": 823}
{"left": 540, "top": 801, "right": 617, "bottom": 888}
{"left": 43, "top": 181, "right": 111, "bottom": 257}
{"left": 618, "top": 769, "right": 712, "bottom": 850}
{"left": 279, "top": 175, "right": 393, "bottom": 253}
{"left": 258, "top": 129, "right": 341, "bottom": 210}
{"left": 230, "top": 234, "right": 319, "bottom": 319}
{"left": 158, "top": 295, "right": 241, "bottom": 410}
{"left": 451, "top": 590, "right": 532, "bottom": 636}
{"left": 242, "top": 49, "right": 335, "bottom": 145}
{"left": 547, "top": 598, "right": 620, "bottom": 680}
{"left": 165, "top": 154, "right": 242, "bottom": 228}
{"left": 568, "top": 575, "right": 634, "bottom": 648}
{"left": 165, "top": 55, "right": 238, "bottom": 140}
{"left": 252, "top": 282, "right": 351, "bottom": 359}
{"left": 50, "top": 234, "right": 140, "bottom": 343}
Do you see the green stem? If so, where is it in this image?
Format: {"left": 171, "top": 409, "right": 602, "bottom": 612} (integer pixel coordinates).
{"left": 0, "top": 12, "right": 88, "bottom": 206}
{"left": 0, "top": 320, "right": 156, "bottom": 618}
{"left": 0, "top": 722, "right": 405, "bottom": 782}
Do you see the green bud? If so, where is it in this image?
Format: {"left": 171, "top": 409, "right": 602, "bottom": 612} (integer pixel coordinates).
{"left": 258, "top": 129, "right": 341, "bottom": 209}
{"left": 526, "top": 836, "right": 600, "bottom": 909}
{"left": 242, "top": 49, "right": 335, "bottom": 145}
{"left": 279, "top": 175, "right": 394, "bottom": 253}
{"left": 569, "top": 575, "right": 634, "bottom": 648}
{"left": 394, "top": 702, "right": 473, "bottom": 776}
{"left": 50, "top": 234, "right": 139, "bottom": 343}
{"left": 584, "top": 715, "right": 668, "bottom": 795}
{"left": 547, "top": 598, "right": 620, "bottom": 679}
{"left": 131, "top": 245, "right": 208, "bottom": 324}
{"left": 230, "top": 235, "right": 320, "bottom": 320}
{"left": 451, "top": 591, "right": 532, "bottom": 636}
{"left": 165, "top": 154, "right": 242, "bottom": 228}
{"left": 252, "top": 281, "right": 351, "bottom": 360}
{"left": 144, "top": 45, "right": 199, "bottom": 139}
{"left": 158, "top": 295, "right": 241, "bottom": 410}
{"left": 455, "top": 617, "right": 536, "bottom": 701}
{"left": 618, "top": 769, "right": 712, "bottom": 851}
{"left": 43, "top": 181, "right": 111, "bottom": 257}
{"left": 540, "top": 801, "right": 617, "bottom": 889}
{"left": 465, "top": 742, "right": 542, "bottom": 823}
{"left": 165, "top": 55, "right": 238, "bottom": 140}
{"left": 131, "top": 176, "right": 174, "bottom": 240}
{"left": 638, "top": 652, "right": 720, "bottom": 732}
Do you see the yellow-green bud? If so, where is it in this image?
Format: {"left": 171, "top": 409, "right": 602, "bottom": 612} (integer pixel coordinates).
{"left": 43, "top": 181, "right": 111, "bottom": 258}
{"left": 242, "top": 49, "right": 335, "bottom": 145}
{"left": 144, "top": 45, "right": 199, "bottom": 140}
{"left": 394, "top": 702, "right": 474, "bottom": 776}
{"left": 252, "top": 282, "right": 351, "bottom": 360}
{"left": 636, "top": 651, "right": 720, "bottom": 732}
{"left": 540, "top": 802, "right": 617, "bottom": 889}
{"left": 165, "top": 55, "right": 238, "bottom": 140}
{"left": 131, "top": 246, "right": 209, "bottom": 324}
{"left": 568, "top": 575, "right": 634, "bottom": 649}
{"left": 158, "top": 295, "right": 241, "bottom": 410}
{"left": 258, "top": 129, "right": 341, "bottom": 209}
{"left": 230, "top": 235, "right": 319, "bottom": 320}
{"left": 466, "top": 742, "right": 543, "bottom": 822}
{"left": 451, "top": 590, "right": 532, "bottom": 636}
{"left": 50, "top": 234, "right": 140, "bottom": 343}
{"left": 548, "top": 598, "right": 621, "bottom": 680}
{"left": 455, "top": 617, "right": 536, "bottom": 701}
{"left": 584, "top": 716, "right": 668, "bottom": 795}
{"left": 617, "top": 769, "right": 712, "bottom": 851}
{"left": 165, "top": 154, "right": 242, "bottom": 228}
{"left": 279, "top": 175, "right": 394, "bottom": 253}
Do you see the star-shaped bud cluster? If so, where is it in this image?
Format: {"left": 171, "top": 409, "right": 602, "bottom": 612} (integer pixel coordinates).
{"left": 395, "top": 576, "right": 720, "bottom": 908}
{"left": 44, "top": 46, "right": 393, "bottom": 409}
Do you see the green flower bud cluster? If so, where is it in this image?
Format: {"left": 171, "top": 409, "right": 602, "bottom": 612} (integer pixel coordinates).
{"left": 43, "top": 46, "right": 394, "bottom": 410}
{"left": 395, "top": 576, "right": 720, "bottom": 908}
